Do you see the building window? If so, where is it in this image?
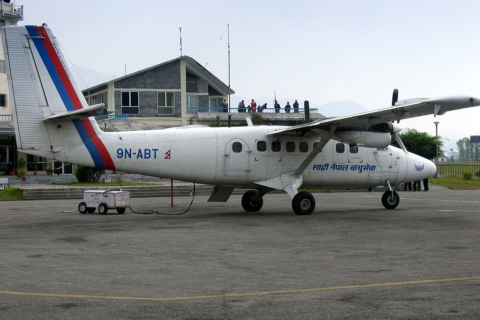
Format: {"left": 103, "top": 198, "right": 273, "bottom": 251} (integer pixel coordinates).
{"left": 349, "top": 145, "right": 358, "bottom": 154}
{"left": 0, "top": 60, "right": 5, "bottom": 74}
{"left": 187, "top": 95, "right": 198, "bottom": 110}
{"left": 299, "top": 142, "right": 309, "bottom": 153}
{"left": 26, "top": 154, "right": 47, "bottom": 171}
{"left": 158, "top": 92, "right": 175, "bottom": 115}
{"left": 209, "top": 98, "right": 223, "bottom": 111}
{"left": 232, "top": 142, "right": 242, "bottom": 153}
{"left": 0, "top": 146, "right": 8, "bottom": 164}
{"left": 286, "top": 142, "right": 295, "bottom": 152}
{"left": 186, "top": 74, "right": 197, "bottom": 93}
{"left": 0, "top": 94, "right": 6, "bottom": 107}
{"left": 336, "top": 143, "right": 345, "bottom": 153}
{"left": 121, "top": 92, "right": 139, "bottom": 114}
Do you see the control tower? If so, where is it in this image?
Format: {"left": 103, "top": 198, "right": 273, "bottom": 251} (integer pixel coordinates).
{"left": 0, "top": 0, "right": 23, "bottom": 116}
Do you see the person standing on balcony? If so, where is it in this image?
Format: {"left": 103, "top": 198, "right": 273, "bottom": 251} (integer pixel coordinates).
{"left": 221, "top": 98, "right": 228, "bottom": 112}
{"left": 293, "top": 100, "right": 299, "bottom": 113}
{"left": 274, "top": 100, "right": 281, "bottom": 113}
{"left": 251, "top": 99, "right": 257, "bottom": 113}
{"left": 238, "top": 100, "right": 245, "bottom": 113}
{"left": 285, "top": 102, "right": 291, "bottom": 113}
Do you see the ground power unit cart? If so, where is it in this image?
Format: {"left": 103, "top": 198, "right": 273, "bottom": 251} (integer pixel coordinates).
{"left": 78, "top": 190, "right": 130, "bottom": 214}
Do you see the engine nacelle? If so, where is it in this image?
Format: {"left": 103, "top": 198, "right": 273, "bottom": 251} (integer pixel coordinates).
{"left": 333, "top": 131, "right": 391, "bottom": 148}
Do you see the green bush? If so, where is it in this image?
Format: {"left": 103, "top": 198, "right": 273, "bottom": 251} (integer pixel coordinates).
{"left": 463, "top": 171, "right": 474, "bottom": 180}
{"left": 75, "top": 165, "right": 103, "bottom": 182}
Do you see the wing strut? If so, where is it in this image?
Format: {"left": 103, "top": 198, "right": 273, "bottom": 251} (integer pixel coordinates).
{"left": 294, "top": 137, "right": 331, "bottom": 175}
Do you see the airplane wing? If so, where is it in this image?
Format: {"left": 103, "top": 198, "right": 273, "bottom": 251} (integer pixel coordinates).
{"left": 267, "top": 95, "right": 480, "bottom": 135}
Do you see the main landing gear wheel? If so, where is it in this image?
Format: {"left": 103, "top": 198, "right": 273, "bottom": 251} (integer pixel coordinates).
{"left": 382, "top": 190, "right": 400, "bottom": 209}
{"left": 241, "top": 190, "right": 264, "bottom": 212}
{"left": 78, "top": 202, "right": 87, "bottom": 214}
{"left": 292, "top": 191, "right": 316, "bottom": 215}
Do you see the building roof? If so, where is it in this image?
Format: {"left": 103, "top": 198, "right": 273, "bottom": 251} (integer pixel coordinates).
{"left": 82, "top": 56, "right": 234, "bottom": 95}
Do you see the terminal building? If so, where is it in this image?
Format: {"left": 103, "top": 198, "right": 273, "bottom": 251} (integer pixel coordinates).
{"left": 0, "top": 1, "right": 323, "bottom": 177}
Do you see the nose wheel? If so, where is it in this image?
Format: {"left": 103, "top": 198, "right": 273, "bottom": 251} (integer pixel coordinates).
{"left": 382, "top": 190, "right": 400, "bottom": 209}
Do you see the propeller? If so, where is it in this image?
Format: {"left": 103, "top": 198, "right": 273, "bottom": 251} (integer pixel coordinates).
{"left": 391, "top": 88, "right": 408, "bottom": 153}
{"left": 392, "top": 89, "right": 399, "bottom": 106}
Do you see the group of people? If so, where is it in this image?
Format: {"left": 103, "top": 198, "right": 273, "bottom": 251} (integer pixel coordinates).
{"left": 237, "top": 99, "right": 300, "bottom": 113}
{"left": 404, "top": 178, "right": 430, "bottom": 191}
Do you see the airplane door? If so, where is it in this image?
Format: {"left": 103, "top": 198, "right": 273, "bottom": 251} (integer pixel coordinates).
{"left": 371, "top": 147, "right": 398, "bottom": 182}
{"left": 224, "top": 138, "right": 250, "bottom": 176}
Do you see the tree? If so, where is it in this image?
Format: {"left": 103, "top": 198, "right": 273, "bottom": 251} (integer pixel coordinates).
{"left": 456, "top": 137, "right": 472, "bottom": 162}
{"left": 391, "top": 129, "right": 443, "bottom": 160}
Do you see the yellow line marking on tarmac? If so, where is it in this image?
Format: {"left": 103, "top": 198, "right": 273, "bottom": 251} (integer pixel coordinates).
{"left": 1, "top": 276, "right": 479, "bottom": 302}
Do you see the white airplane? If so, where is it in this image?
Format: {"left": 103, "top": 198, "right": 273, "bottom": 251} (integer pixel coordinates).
{"left": 2, "top": 25, "right": 480, "bottom": 215}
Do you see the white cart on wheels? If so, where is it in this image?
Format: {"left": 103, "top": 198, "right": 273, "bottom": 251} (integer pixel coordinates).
{"left": 78, "top": 190, "right": 130, "bottom": 215}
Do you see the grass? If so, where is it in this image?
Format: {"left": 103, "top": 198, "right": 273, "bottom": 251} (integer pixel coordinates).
{"left": 431, "top": 177, "right": 480, "bottom": 190}
{"left": 53, "top": 182, "right": 159, "bottom": 187}
{"left": 0, "top": 187, "right": 25, "bottom": 201}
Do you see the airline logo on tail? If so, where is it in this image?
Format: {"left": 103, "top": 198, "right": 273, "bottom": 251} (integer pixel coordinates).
{"left": 26, "top": 26, "right": 115, "bottom": 170}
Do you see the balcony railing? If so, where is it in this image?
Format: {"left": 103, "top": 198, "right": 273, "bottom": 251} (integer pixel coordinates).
{"left": 0, "top": 2, "right": 23, "bottom": 18}
{"left": 96, "top": 114, "right": 129, "bottom": 121}
{"left": 0, "top": 114, "right": 13, "bottom": 121}
{"left": 187, "top": 107, "right": 317, "bottom": 114}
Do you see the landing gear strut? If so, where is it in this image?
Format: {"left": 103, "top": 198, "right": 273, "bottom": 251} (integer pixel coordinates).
{"left": 292, "top": 191, "right": 316, "bottom": 215}
{"left": 241, "top": 190, "right": 264, "bottom": 212}
{"left": 382, "top": 190, "right": 400, "bottom": 209}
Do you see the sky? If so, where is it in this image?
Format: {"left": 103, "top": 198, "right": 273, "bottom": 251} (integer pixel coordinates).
{"left": 16, "top": 0, "right": 480, "bottom": 152}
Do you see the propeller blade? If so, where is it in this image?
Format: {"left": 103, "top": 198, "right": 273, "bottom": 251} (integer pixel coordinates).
{"left": 393, "top": 132, "right": 408, "bottom": 154}
{"left": 392, "top": 89, "right": 399, "bottom": 106}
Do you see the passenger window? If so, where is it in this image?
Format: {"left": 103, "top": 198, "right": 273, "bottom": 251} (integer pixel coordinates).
{"left": 286, "top": 142, "right": 295, "bottom": 152}
{"left": 349, "top": 145, "right": 358, "bottom": 154}
{"left": 336, "top": 143, "right": 345, "bottom": 153}
{"left": 232, "top": 142, "right": 242, "bottom": 153}
{"left": 313, "top": 142, "right": 323, "bottom": 153}
{"left": 257, "top": 141, "right": 267, "bottom": 152}
{"left": 272, "top": 141, "right": 281, "bottom": 152}
{"left": 299, "top": 142, "right": 308, "bottom": 153}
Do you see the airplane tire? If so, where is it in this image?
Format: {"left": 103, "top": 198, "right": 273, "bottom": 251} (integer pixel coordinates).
{"left": 78, "top": 202, "right": 87, "bottom": 214}
{"left": 382, "top": 191, "right": 400, "bottom": 209}
{"left": 98, "top": 203, "right": 109, "bottom": 215}
{"left": 241, "top": 190, "right": 263, "bottom": 212}
{"left": 292, "top": 191, "right": 316, "bottom": 215}
{"left": 87, "top": 208, "right": 96, "bottom": 213}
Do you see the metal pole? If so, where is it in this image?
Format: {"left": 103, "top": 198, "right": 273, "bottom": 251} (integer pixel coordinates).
{"left": 171, "top": 179, "right": 174, "bottom": 209}
{"left": 227, "top": 23, "right": 231, "bottom": 111}
{"left": 179, "top": 27, "right": 182, "bottom": 56}
{"left": 434, "top": 121, "right": 439, "bottom": 178}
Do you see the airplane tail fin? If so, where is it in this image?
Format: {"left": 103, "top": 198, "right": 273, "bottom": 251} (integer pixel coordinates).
{"left": 1, "top": 25, "right": 115, "bottom": 169}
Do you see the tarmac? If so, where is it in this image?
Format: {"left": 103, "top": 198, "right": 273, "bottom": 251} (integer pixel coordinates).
{"left": 1, "top": 188, "right": 479, "bottom": 319}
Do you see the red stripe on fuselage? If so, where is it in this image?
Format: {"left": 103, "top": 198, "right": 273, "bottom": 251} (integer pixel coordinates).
{"left": 37, "top": 26, "right": 115, "bottom": 170}
{"left": 36, "top": 26, "right": 83, "bottom": 111}
{"left": 81, "top": 118, "right": 115, "bottom": 170}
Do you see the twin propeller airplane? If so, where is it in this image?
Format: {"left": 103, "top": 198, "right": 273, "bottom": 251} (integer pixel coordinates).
{"left": 2, "top": 25, "right": 479, "bottom": 215}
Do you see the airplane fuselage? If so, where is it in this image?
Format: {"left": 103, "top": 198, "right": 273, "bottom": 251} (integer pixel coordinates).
{"left": 94, "top": 125, "right": 434, "bottom": 189}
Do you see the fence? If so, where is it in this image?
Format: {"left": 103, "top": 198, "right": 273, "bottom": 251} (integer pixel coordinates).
{"left": 438, "top": 164, "right": 480, "bottom": 179}
{"left": 186, "top": 107, "right": 317, "bottom": 114}
{"left": 96, "top": 114, "right": 129, "bottom": 121}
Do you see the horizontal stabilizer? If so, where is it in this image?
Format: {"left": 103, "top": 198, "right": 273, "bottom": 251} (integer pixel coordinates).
{"left": 43, "top": 103, "right": 112, "bottom": 122}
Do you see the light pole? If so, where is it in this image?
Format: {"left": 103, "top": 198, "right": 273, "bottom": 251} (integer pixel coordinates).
{"left": 434, "top": 121, "right": 439, "bottom": 178}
